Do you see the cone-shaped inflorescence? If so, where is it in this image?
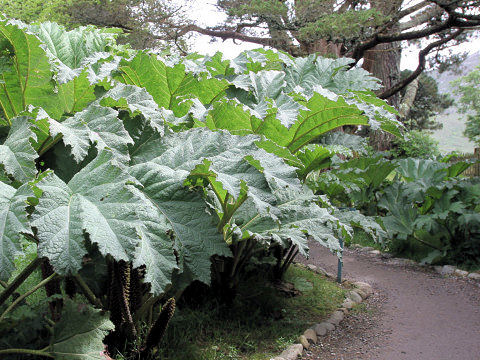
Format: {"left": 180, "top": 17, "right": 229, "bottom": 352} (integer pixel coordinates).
{"left": 141, "top": 297, "right": 176, "bottom": 358}
{"left": 108, "top": 260, "right": 137, "bottom": 340}
{"left": 64, "top": 276, "right": 77, "bottom": 298}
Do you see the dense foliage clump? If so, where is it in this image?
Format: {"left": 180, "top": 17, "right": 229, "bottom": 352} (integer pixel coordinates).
{"left": 453, "top": 65, "right": 480, "bottom": 147}
{"left": 391, "top": 130, "right": 441, "bottom": 159}
{"left": 0, "top": 18, "right": 400, "bottom": 359}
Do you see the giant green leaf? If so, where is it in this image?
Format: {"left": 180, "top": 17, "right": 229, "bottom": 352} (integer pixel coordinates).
{"left": 30, "top": 22, "right": 117, "bottom": 84}
{"left": 202, "top": 90, "right": 391, "bottom": 154}
{"left": 132, "top": 198, "right": 179, "bottom": 295}
{"left": 285, "top": 93, "right": 371, "bottom": 152}
{"left": 31, "top": 151, "right": 141, "bottom": 274}
{"left": 30, "top": 23, "right": 120, "bottom": 114}
{"left": 337, "top": 156, "right": 397, "bottom": 189}
{"left": 0, "top": 116, "right": 37, "bottom": 181}
{"left": 378, "top": 183, "right": 418, "bottom": 238}
{"left": 131, "top": 128, "right": 299, "bottom": 214}
{"left": 99, "top": 84, "right": 167, "bottom": 135}
{"left": 115, "top": 52, "right": 228, "bottom": 116}
{"left": 234, "top": 186, "right": 341, "bottom": 255}
{"left": 333, "top": 208, "right": 386, "bottom": 241}
{"left": 0, "top": 19, "right": 60, "bottom": 120}
{"left": 49, "top": 104, "right": 132, "bottom": 163}
{"left": 395, "top": 158, "right": 445, "bottom": 182}
{"left": 296, "top": 144, "right": 334, "bottom": 180}
{"left": 130, "top": 164, "right": 227, "bottom": 286}
{"left": 57, "top": 71, "right": 97, "bottom": 115}
{"left": 284, "top": 56, "right": 381, "bottom": 94}
{"left": 130, "top": 129, "right": 304, "bottom": 283}
{"left": 0, "top": 182, "right": 33, "bottom": 281}
{"left": 49, "top": 300, "right": 114, "bottom": 360}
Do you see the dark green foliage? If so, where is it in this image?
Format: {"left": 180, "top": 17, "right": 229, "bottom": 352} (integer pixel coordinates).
{"left": 310, "top": 155, "right": 396, "bottom": 212}
{"left": 400, "top": 70, "right": 453, "bottom": 131}
{"left": 391, "top": 130, "right": 441, "bottom": 159}
{"left": 452, "top": 65, "right": 480, "bottom": 146}
{"left": 312, "top": 151, "right": 480, "bottom": 268}
{"left": 377, "top": 159, "right": 480, "bottom": 267}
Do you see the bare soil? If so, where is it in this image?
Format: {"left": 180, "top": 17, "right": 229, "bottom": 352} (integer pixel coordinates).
{"left": 299, "top": 242, "right": 480, "bottom": 360}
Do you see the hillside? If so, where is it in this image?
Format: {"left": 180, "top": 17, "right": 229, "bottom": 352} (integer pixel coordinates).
{"left": 428, "top": 52, "right": 479, "bottom": 154}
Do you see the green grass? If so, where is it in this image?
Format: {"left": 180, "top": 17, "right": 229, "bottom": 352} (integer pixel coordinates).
{"left": 156, "top": 265, "right": 346, "bottom": 360}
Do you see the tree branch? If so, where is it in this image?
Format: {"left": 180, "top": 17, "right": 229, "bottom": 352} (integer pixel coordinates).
{"left": 379, "top": 28, "right": 463, "bottom": 99}
{"left": 179, "top": 24, "right": 274, "bottom": 47}
{"left": 398, "top": 5, "right": 443, "bottom": 31}
{"left": 349, "top": 16, "right": 456, "bottom": 61}
{"left": 398, "top": 78, "right": 419, "bottom": 118}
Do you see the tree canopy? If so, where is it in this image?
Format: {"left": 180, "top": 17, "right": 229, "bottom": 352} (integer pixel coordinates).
{"left": 399, "top": 70, "right": 453, "bottom": 131}
{"left": 453, "top": 65, "right": 480, "bottom": 146}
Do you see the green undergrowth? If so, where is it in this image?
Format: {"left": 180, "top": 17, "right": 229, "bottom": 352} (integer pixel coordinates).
{"left": 347, "top": 228, "right": 439, "bottom": 263}
{"left": 154, "top": 265, "right": 345, "bottom": 360}
{"left": 347, "top": 230, "right": 480, "bottom": 272}
{"left": 346, "top": 229, "right": 383, "bottom": 251}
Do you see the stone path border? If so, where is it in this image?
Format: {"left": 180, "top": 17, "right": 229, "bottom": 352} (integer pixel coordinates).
{"left": 269, "top": 264, "right": 374, "bottom": 360}
{"left": 349, "top": 244, "right": 480, "bottom": 281}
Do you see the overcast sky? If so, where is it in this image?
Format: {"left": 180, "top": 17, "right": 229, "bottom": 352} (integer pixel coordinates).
{"left": 185, "top": 0, "right": 479, "bottom": 70}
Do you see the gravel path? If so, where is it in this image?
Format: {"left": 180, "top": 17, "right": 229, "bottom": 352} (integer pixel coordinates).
{"left": 300, "top": 242, "right": 480, "bottom": 360}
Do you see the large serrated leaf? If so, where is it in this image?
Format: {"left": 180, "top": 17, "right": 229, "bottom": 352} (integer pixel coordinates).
{"left": 202, "top": 91, "right": 385, "bottom": 154}
{"left": 132, "top": 128, "right": 299, "bottom": 212}
{"left": 49, "top": 104, "right": 132, "bottom": 163}
{"left": 286, "top": 93, "right": 369, "bottom": 152}
{"left": 0, "top": 19, "right": 60, "bottom": 119}
{"left": 281, "top": 55, "right": 381, "bottom": 94}
{"left": 235, "top": 186, "right": 341, "bottom": 256}
{"left": 296, "top": 144, "right": 334, "bottom": 180}
{"left": 49, "top": 300, "right": 114, "bottom": 360}
{"left": 132, "top": 210, "right": 178, "bottom": 295}
{"left": 31, "top": 151, "right": 141, "bottom": 274}
{"left": 130, "top": 164, "right": 228, "bottom": 286}
{"left": 115, "top": 52, "right": 228, "bottom": 117}
{"left": 99, "top": 84, "right": 166, "bottom": 135}
{"left": 0, "top": 182, "right": 33, "bottom": 281}
{"left": 0, "top": 116, "right": 37, "bottom": 181}
{"left": 337, "top": 156, "right": 397, "bottom": 189}
{"left": 129, "top": 129, "right": 305, "bottom": 284}
{"left": 57, "top": 70, "right": 97, "bottom": 115}
{"left": 30, "top": 22, "right": 116, "bottom": 84}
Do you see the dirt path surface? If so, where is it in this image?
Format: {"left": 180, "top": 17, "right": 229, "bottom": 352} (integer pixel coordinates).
{"left": 299, "top": 242, "right": 480, "bottom": 360}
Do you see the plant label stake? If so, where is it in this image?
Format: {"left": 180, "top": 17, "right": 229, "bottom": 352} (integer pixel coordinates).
{"left": 337, "top": 238, "right": 344, "bottom": 283}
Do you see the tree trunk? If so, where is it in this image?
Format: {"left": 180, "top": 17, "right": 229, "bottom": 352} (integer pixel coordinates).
{"left": 299, "top": 39, "right": 343, "bottom": 57}
{"left": 363, "top": 42, "right": 402, "bottom": 151}
{"left": 362, "top": 1, "right": 403, "bottom": 151}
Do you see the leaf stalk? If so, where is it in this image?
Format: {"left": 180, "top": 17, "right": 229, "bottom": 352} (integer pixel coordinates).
{"left": 0, "top": 273, "right": 58, "bottom": 322}
{"left": 0, "top": 348, "right": 53, "bottom": 358}
{"left": 0, "top": 257, "right": 42, "bottom": 307}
